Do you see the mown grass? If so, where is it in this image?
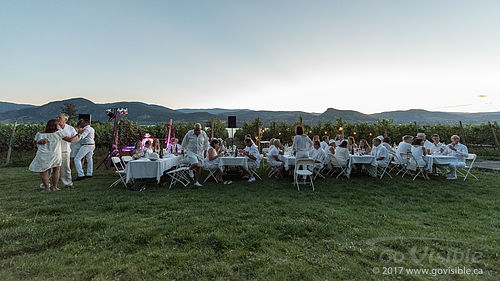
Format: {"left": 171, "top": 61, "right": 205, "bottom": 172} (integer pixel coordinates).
{"left": 0, "top": 166, "right": 499, "bottom": 280}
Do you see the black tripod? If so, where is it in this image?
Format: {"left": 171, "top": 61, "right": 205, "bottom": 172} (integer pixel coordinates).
{"left": 97, "top": 108, "right": 127, "bottom": 169}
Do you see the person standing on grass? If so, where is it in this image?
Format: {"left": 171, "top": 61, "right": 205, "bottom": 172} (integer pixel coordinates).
{"left": 30, "top": 119, "right": 77, "bottom": 192}
{"left": 74, "top": 120, "right": 95, "bottom": 181}
{"left": 182, "top": 123, "right": 209, "bottom": 187}
{"left": 292, "top": 125, "right": 313, "bottom": 159}
{"left": 56, "top": 113, "right": 78, "bottom": 188}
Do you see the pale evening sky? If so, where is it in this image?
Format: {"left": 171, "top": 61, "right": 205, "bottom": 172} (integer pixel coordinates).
{"left": 1, "top": 0, "right": 500, "bottom": 114}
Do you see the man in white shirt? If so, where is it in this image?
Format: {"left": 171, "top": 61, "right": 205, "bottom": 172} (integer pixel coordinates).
{"left": 242, "top": 138, "right": 259, "bottom": 182}
{"left": 267, "top": 139, "right": 285, "bottom": 174}
{"left": 442, "top": 135, "right": 468, "bottom": 180}
{"left": 311, "top": 141, "right": 326, "bottom": 169}
{"left": 334, "top": 133, "right": 345, "bottom": 146}
{"left": 181, "top": 123, "right": 209, "bottom": 187}
{"left": 74, "top": 120, "right": 95, "bottom": 181}
{"left": 368, "top": 138, "right": 390, "bottom": 177}
{"left": 429, "top": 134, "right": 444, "bottom": 154}
{"left": 382, "top": 137, "right": 396, "bottom": 154}
{"left": 320, "top": 136, "right": 329, "bottom": 151}
{"left": 417, "top": 133, "right": 433, "bottom": 154}
{"left": 396, "top": 135, "right": 413, "bottom": 163}
{"left": 56, "top": 113, "right": 78, "bottom": 188}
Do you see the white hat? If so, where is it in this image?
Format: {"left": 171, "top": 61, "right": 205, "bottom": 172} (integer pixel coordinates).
{"left": 149, "top": 152, "right": 159, "bottom": 161}
{"left": 417, "top": 133, "right": 426, "bottom": 137}
{"left": 329, "top": 139, "right": 335, "bottom": 144}
{"left": 377, "top": 135, "right": 384, "bottom": 140}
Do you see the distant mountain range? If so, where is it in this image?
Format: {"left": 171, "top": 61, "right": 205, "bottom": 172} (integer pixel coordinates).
{"left": 1, "top": 98, "right": 499, "bottom": 125}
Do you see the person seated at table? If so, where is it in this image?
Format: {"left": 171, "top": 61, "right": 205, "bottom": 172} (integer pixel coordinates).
{"left": 324, "top": 139, "right": 336, "bottom": 160}
{"left": 205, "top": 139, "right": 231, "bottom": 184}
{"left": 358, "top": 139, "right": 371, "bottom": 155}
{"left": 312, "top": 135, "right": 320, "bottom": 142}
{"left": 371, "top": 138, "right": 390, "bottom": 167}
{"left": 168, "top": 138, "right": 183, "bottom": 154}
{"left": 218, "top": 138, "right": 228, "bottom": 155}
{"left": 267, "top": 139, "right": 285, "bottom": 177}
{"left": 411, "top": 138, "right": 430, "bottom": 179}
{"left": 311, "top": 141, "right": 326, "bottom": 169}
{"left": 152, "top": 138, "right": 161, "bottom": 153}
{"left": 143, "top": 140, "right": 153, "bottom": 158}
{"left": 416, "top": 132, "right": 433, "bottom": 154}
{"left": 132, "top": 141, "right": 145, "bottom": 159}
{"left": 292, "top": 125, "right": 313, "bottom": 159}
{"left": 429, "top": 134, "right": 444, "bottom": 154}
{"left": 241, "top": 138, "right": 258, "bottom": 182}
{"left": 396, "top": 135, "right": 413, "bottom": 163}
{"left": 442, "top": 135, "right": 468, "bottom": 180}
{"left": 382, "top": 137, "right": 396, "bottom": 154}
{"left": 330, "top": 140, "right": 349, "bottom": 167}
{"left": 320, "top": 136, "right": 329, "bottom": 151}
{"left": 334, "top": 133, "right": 345, "bottom": 146}
{"left": 346, "top": 136, "right": 357, "bottom": 152}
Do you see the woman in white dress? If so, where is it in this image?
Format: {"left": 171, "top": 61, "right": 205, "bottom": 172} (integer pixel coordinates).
{"left": 411, "top": 138, "right": 430, "bottom": 179}
{"left": 292, "top": 125, "right": 313, "bottom": 159}
{"left": 205, "top": 139, "right": 231, "bottom": 184}
{"left": 29, "top": 119, "right": 71, "bottom": 192}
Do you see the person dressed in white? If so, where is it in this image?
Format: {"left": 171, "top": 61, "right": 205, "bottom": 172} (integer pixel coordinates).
{"left": 320, "top": 136, "right": 329, "bottom": 151}
{"left": 30, "top": 119, "right": 73, "bottom": 192}
{"left": 429, "top": 134, "right": 444, "bottom": 154}
{"left": 324, "top": 139, "right": 336, "bottom": 163}
{"left": 442, "top": 135, "right": 468, "bottom": 180}
{"left": 372, "top": 138, "right": 390, "bottom": 166}
{"left": 204, "top": 139, "right": 231, "bottom": 184}
{"left": 267, "top": 139, "right": 285, "bottom": 176}
{"left": 241, "top": 138, "right": 259, "bottom": 182}
{"left": 416, "top": 133, "right": 433, "bottom": 154}
{"left": 74, "top": 120, "right": 95, "bottom": 181}
{"left": 181, "top": 123, "right": 209, "bottom": 187}
{"left": 334, "top": 133, "right": 345, "bottom": 146}
{"left": 330, "top": 140, "right": 350, "bottom": 167}
{"left": 396, "top": 135, "right": 414, "bottom": 164}
{"left": 143, "top": 140, "right": 153, "bottom": 158}
{"left": 382, "top": 137, "right": 396, "bottom": 155}
{"left": 292, "top": 125, "right": 313, "bottom": 159}
{"left": 410, "top": 138, "right": 430, "bottom": 179}
{"left": 56, "top": 113, "right": 78, "bottom": 188}
{"left": 168, "top": 138, "right": 183, "bottom": 154}
{"left": 311, "top": 141, "right": 326, "bottom": 170}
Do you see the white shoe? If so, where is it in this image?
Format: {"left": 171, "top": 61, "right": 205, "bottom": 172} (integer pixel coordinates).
{"left": 446, "top": 175, "right": 457, "bottom": 180}
{"left": 223, "top": 180, "right": 232, "bottom": 185}
{"left": 242, "top": 175, "right": 249, "bottom": 179}
{"left": 40, "top": 183, "right": 51, "bottom": 189}
{"left": 248, "top": 177, "right": 256, "bottom": 182}
{"left": 194, "top": 181, "right": 203, "bottom": 187}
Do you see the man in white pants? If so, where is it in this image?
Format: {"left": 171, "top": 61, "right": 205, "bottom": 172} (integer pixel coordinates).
{"left": 181, "top": 123, "right": 209, "bottom": 187}
{"left": 74, "top": 120, "right": 95, "bottom": 181}
{"left": 57, "top": 113, "right": 78, "bottom": 187}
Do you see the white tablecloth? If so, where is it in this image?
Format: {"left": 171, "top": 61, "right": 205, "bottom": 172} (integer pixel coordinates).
{"left": 125, "top": 155, "right": 181, "bottom": 183}
{"left": 424, "top": 155, "right": 459, "bottom": 171}
{"left": 219, "top": 156, "right": 248, "bottom": 170}
{"left": 347, "top": 154, "right": 376, "bottom": 175}
{"left": 282, "top": 155, "right": 296, "bottom": 171}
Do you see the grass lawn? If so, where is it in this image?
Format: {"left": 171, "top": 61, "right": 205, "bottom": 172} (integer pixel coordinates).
{"left": 0, "top": 166, "right": 499, "bottom": 280}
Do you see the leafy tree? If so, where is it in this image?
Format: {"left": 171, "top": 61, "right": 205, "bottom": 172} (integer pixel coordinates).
{"left": 61, "top": 103, "right": 78, "bottom": 121}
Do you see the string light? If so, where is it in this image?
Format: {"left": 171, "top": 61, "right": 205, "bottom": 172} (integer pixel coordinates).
{"left": 339, "top": 127, "right": 343, "bottom": 131}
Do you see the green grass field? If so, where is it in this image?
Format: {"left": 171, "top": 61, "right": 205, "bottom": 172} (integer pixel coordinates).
{"left": 1, "top": 166, "right": 499, "bottom": 280}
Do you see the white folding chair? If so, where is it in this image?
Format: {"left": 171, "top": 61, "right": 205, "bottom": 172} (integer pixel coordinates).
{"left": 457, "top": 153, "right": 478, "bottom": 181}
{"left": 313, "top": 163, "right": 326, "bottom": 180}
{"left": 377, "top": 155, "right": 393, "bottom": 179}
{"left": 166, "top": 163, "right": 191, "bottom": 189}
{"left": 329, "top": 158, "right": 350, "bottom": 179}
{"left": 121, "top": 155, "right": 133, "bottom": 166}
{"left": 404, "top": 154, "right": 426, "bottom": 181}
{"left": 203, "top": 166, "right": 220, "bottom": 183}
{"left": 294, "top": 159, "right": 315, "bottom": 191}
{"left": 387, "top": 152, "right": 403, "bottom": 175}
{"left": 110, "top": 156, "right": 128, "bottom": 188}
{"left": 399, "top": 153, "right": 411, "bottom": 178}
